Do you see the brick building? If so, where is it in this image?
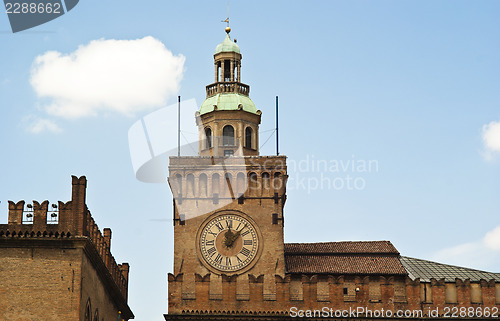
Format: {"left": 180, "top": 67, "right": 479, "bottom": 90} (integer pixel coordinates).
{"left": 163, "top": 27, "right": 500, "bottom": 320}
{"left": 0, "top": 176, "right": 133, "bottom": 321}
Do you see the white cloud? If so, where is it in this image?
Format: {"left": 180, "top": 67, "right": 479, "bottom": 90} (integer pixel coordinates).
{"left": 484, "top": 225, "right": 500, "bottom": 250}
{"left": 24, "top": 116, "right": 62, "bottom": 134}
{"left": 30, "top": 36, "right": 185, "bottom": 119}
{"left": 432, "top": 225, "right": 500, "bottom": 271}
{"left": 482, "top": 120, "right": 500, "bottom": 159}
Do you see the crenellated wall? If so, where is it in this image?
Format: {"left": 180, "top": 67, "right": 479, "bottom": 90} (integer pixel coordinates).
{"left": 167, "top": 272, "right": 500, "bottom": 316}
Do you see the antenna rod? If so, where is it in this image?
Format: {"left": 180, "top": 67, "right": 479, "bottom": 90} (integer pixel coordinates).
{"left": 276, "top": 96, "right": 279, "bottom": 156}
{"left": 177, "top": 96, "right": 181, "bottom": 157}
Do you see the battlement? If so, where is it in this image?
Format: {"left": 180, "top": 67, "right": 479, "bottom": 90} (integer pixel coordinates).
{"left": 0, "top": 176, "right": 130, "bottom": 301}
{"left": 167, "top": 272, "right": 500, "bottom": 316}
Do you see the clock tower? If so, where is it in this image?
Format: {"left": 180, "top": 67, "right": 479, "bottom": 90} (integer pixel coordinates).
{"left": 167, "top": 27, "right": 288, "bottom": 312}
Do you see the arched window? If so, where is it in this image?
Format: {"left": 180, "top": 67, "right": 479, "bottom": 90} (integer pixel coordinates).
{"left": 222, "top": 125, "right": 234, "bottom": 146}
{"left": 199, "top": 174, "right": 208, "bottom": 197}
{"left": 175, "top": 174, "right": 182, "bottom": 197}
{"left": 186, "top": 174, "right": 195, "bottom": 197}
{"left": 248, "top": 172, "right": 258, "bottom": 196}
{"left": 245, "top": 127, "right": 253, "bottom": 149}
{"left": 273, "top": 172, "right": 282, "bottom": 190}
{"left": 93, "top": 309, "right": 99, "bottom": 321}
{"left": 236, "top": 172, "right": 246, "bottom": 195}
{"left": 212, "top": 173, "right": 220, "bottom": 195}
{"left": 224, "top": 173, "right": 233, "bottom": 197}
{"left": 205, "top": 127, "right": 212, "bottom": 149}
{"left": 84, "top": 299, "right": 91, "bottom": 321}
{"left": 262, "top": 172, "right": 270, "bottom": 190}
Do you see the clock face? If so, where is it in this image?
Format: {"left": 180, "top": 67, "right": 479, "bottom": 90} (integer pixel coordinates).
{"left": 199, "top": 213, "right": 259, "bottom": 272}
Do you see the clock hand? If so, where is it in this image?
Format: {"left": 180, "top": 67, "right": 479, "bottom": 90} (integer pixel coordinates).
{"left": 223, "top": 228, "right": 236, "bottom": 248}
{"left": 227, "top": 224, "right": 247, "bottom": 247}
{"left": 234, "top": 224, "right": 247, "bottom": 238}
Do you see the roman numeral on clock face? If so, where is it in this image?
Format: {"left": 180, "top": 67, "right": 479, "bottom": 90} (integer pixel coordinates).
{"left": 240, "top": 247, "right": 251, "bottom": 257}
{"left": 225, "top": 257, "right": 232, "bottom": 266}
{"left": 206, "top": 240, "right": 214, "bottom": 246}
{"left": 214, "top": 254, "right": 223, "bottom": 264}
{"left": 243, "top": 240, "right": 252, "bottom": 245}
{"left": 215, "top": 222, "right": 224, "bottom": 231}
{"left": 225, "top": 220, "right": 233, "bottom": 229}
{"left": 207, "top": 247, "right": 216, "bottom": 257}
{"left": 241, "top": 230, "right": 250, "bottom": 237}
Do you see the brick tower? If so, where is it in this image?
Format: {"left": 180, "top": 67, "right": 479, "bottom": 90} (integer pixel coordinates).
{"left": 167, "top": 27, "right": 288, "bottom": 313}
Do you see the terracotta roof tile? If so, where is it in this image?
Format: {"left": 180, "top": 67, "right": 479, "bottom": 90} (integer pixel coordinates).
{"left": 285, "top": 241, "right": 399, "bottom": 254}
{"left": 284, "top": 241, "right": 406, "bottom": 275}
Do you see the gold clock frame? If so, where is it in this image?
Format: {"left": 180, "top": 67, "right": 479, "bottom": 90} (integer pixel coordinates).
{"left": 196, "top": 210, "right": 263, "bottom": 275}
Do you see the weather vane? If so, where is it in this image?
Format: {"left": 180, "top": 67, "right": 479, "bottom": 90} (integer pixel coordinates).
{"left": 221, "top": 0, "right": 231, "bottom": 33}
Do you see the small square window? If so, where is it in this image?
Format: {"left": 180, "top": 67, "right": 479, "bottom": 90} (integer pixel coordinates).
{"left": 224, "top": 150, "right": 234, "bottom": 157}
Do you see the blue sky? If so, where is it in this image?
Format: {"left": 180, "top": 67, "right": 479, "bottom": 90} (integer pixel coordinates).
{"left": 1, "top": 1, "right": 500, "bottom": 320}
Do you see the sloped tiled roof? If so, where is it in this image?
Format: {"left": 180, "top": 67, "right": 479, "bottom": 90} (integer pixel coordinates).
{"left": 284, "top": 241, "right": 407, "bottom": 275}
{"left": 285, "top": 241, "right": 399, "bottom": 254}
{"left": 401, "top": 256, "right": 500, "bottom": 282}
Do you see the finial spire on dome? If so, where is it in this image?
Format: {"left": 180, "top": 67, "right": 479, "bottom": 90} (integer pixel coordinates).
{"left": 222, "top": 17, "right": 230, "bottom": 34}
{"left": 222, "top": 0, "right": 231, "bottom": 34}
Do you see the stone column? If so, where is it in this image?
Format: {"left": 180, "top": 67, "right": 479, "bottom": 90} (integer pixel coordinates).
{"left": 230, "top": 60, "right": 234, "bottom": 82}
{"left": 220, "top": 61, "right": 225, "bottom": 83}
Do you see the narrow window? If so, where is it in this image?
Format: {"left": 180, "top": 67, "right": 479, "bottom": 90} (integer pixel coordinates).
{"left": 205, "top": 127, "right": 212, "bottom": 149}
{"left": 84, "top": 299, "right": 91, "bottom": 321}
{"left": 222, "top": 125, "right": 234, "bottom": 146}
{"left": 245, "top": 127, "right": 253, "bottom": 149}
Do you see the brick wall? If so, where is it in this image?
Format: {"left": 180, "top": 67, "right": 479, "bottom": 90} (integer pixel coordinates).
{"left": 0, "top": 243, "right": 82, "bottom": 320}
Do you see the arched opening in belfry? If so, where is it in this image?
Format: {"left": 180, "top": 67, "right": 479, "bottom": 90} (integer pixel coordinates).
{"left": 224, "top": 60, "right": 231, "bottom": 81}
{"left": 245, "top": 127, "right": 253, "bottom": 149}
{"left": 205, "top": 127, "right": 212, "bottom": 149}
{"left": 223, "top": 125, "right": 235, "bottom": 146}
{"left": 216, "top": 61, "right": 221, "bottom": 82}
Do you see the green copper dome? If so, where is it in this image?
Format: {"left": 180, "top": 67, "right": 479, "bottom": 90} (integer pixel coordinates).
{"left": 200, "top": 93, "right": 257, "bottom": 115}
{"left": 215, "top": 34, "right": 240, "bottom": 54}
